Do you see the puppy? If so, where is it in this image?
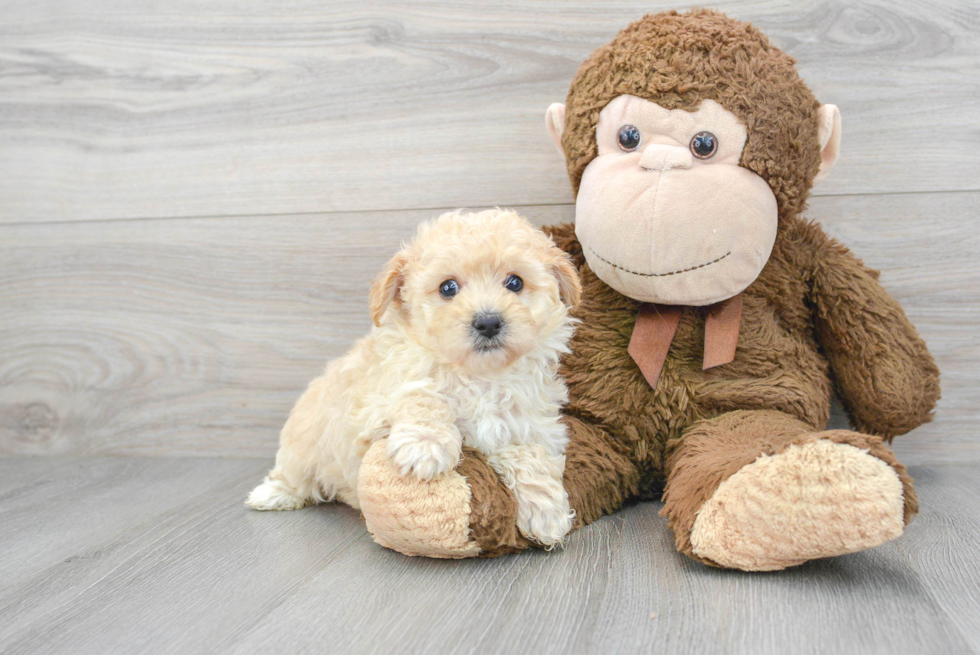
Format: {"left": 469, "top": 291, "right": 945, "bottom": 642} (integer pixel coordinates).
{"left": 246, "top": 209, "right": 581, "bottom": 547}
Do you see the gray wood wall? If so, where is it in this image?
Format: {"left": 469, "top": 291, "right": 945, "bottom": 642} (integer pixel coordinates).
{"left": 1, "top": 1, "right": 977, "bottom": 464}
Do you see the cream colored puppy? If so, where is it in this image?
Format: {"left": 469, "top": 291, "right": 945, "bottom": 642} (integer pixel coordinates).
{"left": 246, "top": 209, "right": 581, "bottom": 547}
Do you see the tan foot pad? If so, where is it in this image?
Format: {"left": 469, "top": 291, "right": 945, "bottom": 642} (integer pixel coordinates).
{"left": 691, "top": 439, "right": 905, "bottom": 571}
{"left": 357, "top": 441, "right": 480, "bottom": 559}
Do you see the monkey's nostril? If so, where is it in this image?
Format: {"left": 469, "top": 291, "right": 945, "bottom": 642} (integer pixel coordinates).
{"left": 472, "top": 313, "right": 504, "bottom": 340}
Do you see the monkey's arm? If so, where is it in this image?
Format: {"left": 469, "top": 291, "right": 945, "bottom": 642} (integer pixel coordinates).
{"left": 805, "top": 223, "right": 940, "bottom": 439}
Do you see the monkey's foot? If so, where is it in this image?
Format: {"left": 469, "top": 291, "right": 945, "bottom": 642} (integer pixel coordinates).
{"left": 689, "top": 438, "right": 907, "bottom": 571}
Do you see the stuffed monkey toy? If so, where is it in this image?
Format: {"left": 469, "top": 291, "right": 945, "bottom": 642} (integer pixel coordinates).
{"left": 356, "top": 9, "right": 940, "bottom": 570}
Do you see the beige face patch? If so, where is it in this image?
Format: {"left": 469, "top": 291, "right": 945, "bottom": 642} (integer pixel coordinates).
{"left": 575, "top": 95, "right": 778, "bottom": 306}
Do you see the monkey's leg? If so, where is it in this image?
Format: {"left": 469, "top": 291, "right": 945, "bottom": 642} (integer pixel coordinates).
{"left": 357, "top": 415, "right": 641, "bottom": 558}
{"left": 661, "top": 410, "right": 917, "bottom": 571}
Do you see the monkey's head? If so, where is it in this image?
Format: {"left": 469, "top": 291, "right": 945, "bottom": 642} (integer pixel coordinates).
{"left": 546, "top": 10, "right": 842, "bottom": 305}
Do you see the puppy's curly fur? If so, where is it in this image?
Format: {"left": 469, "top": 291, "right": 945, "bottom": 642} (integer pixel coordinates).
{"left": 247, "top": 209, "right": 582, "bottom": 546}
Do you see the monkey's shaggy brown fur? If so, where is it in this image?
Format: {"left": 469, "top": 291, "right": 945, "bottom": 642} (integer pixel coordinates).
{"left": 357, "top": 10, "right": 940, "bottom": 567}
{"left": 463, "top": 215, "right": 937, "bottom": 562}
{"left": 462, "top": 10, "right": 940, "bottom": 562}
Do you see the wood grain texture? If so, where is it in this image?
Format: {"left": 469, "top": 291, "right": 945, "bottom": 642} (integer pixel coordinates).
{"left": 1, "top": 0, "right": 978, "bottom": 223}
{"left": 896, "top": 466, "right": 980, "bottom": 647}
{"left": 0, "top": 457, "right": 270, "bottom": 641}
{"left": 1, "top": 457, "right": 977, "bottom": 654}
{"left": 0, "top": 203, "right": 559, "bottom": 458}
{"left": 1, "top": 195, "right": 976, "bottom": 463}
{"left": 0, "top": 457, "right": 260, "bottom": 591}
{"left": 0, "top": 457, "right": 369, "bottom": 653}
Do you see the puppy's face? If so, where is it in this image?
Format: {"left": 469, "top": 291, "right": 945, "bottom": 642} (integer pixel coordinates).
{"left": 370, "top": 210, "right": 581, "bottom": 373}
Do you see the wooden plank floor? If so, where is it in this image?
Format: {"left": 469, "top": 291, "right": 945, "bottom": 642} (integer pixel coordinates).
{"left": 0, "top": 456, "right": 978, "bottom": 655}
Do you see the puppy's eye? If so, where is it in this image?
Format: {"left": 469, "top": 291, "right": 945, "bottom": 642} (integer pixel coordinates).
{"left": 438, "top": 279, "right": 459, "bottom": 299}
{"left": 618, "top": 125, "right": 641, "bottom": 152}
{"left": 503, "top": 274, "right": 524, "bottom": 293}
{"left": 690, "top": 131, "right": 718, "bottom": 159}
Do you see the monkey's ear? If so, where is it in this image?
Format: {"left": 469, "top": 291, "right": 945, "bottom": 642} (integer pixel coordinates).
{"left": 369, "top": 252, "right": 408, "bottom": 327}
{"left": 814, "top": 104, "right": 842, "bottom": 185}
{"left": 551, "top": 250, "right": 582, "bottom": 309}
{"left": 545, "top": 103, "right": 567, "bottom": 159}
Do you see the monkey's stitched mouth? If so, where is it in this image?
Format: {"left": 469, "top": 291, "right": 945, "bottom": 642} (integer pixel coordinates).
{"left": 588, "top": 247, "right": 731, "bottom": 277}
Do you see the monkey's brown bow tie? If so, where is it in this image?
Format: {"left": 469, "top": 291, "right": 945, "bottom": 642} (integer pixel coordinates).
{"left": 628, "top": 294, "right": 743, "bottom": 390}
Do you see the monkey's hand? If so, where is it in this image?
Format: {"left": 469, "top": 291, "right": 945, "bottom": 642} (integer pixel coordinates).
{"left": 808, "top": 227, "right": 940, "bottom": 439}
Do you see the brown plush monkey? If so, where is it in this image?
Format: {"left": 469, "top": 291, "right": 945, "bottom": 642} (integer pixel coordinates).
{"left": 356, "top": 9, "right": 940, "bottom": 570}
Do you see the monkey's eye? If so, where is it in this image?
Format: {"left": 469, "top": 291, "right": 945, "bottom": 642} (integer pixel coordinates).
{"left": 617, "top": 125, "right": 641, "bottom": 152}
{"left": 439, "top": 279, "right": 459, "bottom": 299}
{"left": 690, "top": 131, "right": 718, "bottom": 159}
{"left": 504, "top": 274, "right": 524, "bottom": 293}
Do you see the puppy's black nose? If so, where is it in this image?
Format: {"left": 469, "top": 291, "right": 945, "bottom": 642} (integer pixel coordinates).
{"left": 472, "top": 313, "right": 504, "bottom": 340}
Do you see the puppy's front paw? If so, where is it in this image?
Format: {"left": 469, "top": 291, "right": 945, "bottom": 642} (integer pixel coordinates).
{"left": 386, "top": 425, "right": 461, "bottom": 481}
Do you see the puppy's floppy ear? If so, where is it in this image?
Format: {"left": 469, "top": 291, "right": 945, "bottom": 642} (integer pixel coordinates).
{"left": 369, "top": 251, "right": 408, "bottom": 327}
{"left": 551, "top": 249, "right": 581, "bottom": 309}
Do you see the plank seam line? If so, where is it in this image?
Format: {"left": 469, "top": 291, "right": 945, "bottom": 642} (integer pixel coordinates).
{"left": 1, "top": 188, "right": 978, "bottom": 228}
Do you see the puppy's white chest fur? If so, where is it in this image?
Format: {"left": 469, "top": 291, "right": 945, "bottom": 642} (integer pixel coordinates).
{"left": 445, "top": 360, "right": 569, "bottom": 457}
